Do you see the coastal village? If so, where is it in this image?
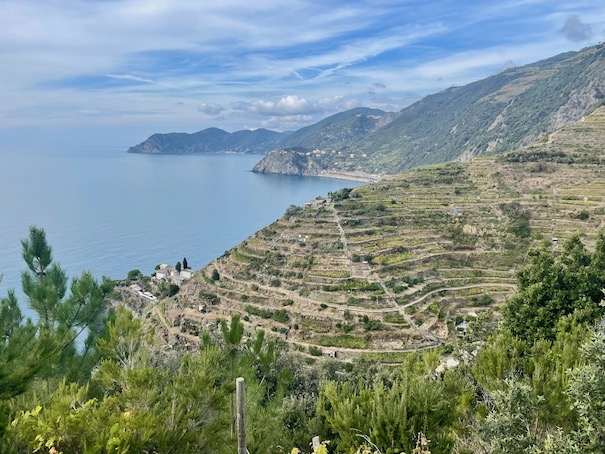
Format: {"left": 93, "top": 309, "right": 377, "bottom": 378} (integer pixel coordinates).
{"left": 154, "top": 263, "right": 195, "bottom": 285}
{"left": 127, "top": 262, "right": 195, "bottom": 302}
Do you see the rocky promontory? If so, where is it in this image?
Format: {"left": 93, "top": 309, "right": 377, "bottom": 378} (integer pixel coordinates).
{"left": 252, "top": 150, "right": 327, "bottom": 176}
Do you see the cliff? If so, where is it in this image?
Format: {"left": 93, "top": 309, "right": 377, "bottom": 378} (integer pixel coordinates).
{"left": 252, "top": 150, "right": 327, "bottom": 176}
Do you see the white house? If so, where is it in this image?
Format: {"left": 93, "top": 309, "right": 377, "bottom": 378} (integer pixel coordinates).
{"left": 155, "top": 269, "right": 169, "bottom": 281}
{"left": 180, "top": 269, "right": 194, "bottom": 279}
{"left": 155, "top": 264, "right": 193, "bottom": 285}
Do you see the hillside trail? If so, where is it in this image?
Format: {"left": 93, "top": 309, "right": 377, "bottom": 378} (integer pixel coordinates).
{"left": 213, "top": 247, "right": 515, "bottom": 315}
{"left": 284, "top": 337, "right": 442, "bottom": 356}
{"left": 330, "top": 202, "right": 426, "bottom": 335}
{"left": 204, "top": 201, "right": 516, "bottom": 346}
{"left": 329, "top": 202, "right": 355, "bottom": 277}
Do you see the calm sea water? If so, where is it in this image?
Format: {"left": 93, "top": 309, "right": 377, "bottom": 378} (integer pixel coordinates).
{"left": 0, "top": 147, "right": 360, "bottom": 318}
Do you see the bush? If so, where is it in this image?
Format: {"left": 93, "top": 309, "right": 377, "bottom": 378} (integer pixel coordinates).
{"left": 309, "top": 346, "right": 322, "bottom": 356}
{"left": 270, "top": 278, "right": 281, "bottom": 287}
{"left": 285, "top": 204, "right": 302, "bottom": 216}
{"left": 272, "top": 310, "right": 290, "bottom": 324}
{"left": 168, "top": 284, "right": 180, "bottom": 297}
{"left": 360, "top": 315, "right": 383, "bottom": 331}
{"left": 127, "top": 269, "right": 143, "bottom": 281}
{"left": 341, "top": 324, "right": 354, "bottom": 333}
{"left": 329, "top": 187, "right": 353, "bottom": 201}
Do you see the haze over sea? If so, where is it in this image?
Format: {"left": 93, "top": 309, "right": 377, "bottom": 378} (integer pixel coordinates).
{"left": 0, "top": 146, "right": 359, "bottom": 318}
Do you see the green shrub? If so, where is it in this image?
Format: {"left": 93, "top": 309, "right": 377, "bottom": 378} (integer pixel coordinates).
{"left": 309, "top": 346, "right": 322, "bottom": 356}
{"left": 576, "top": 210, "right": 590, "bottom": 220}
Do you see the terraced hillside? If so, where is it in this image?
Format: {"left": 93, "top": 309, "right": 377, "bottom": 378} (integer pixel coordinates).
{"left": 150, "top": 106, "right": 605, "bottom": 360}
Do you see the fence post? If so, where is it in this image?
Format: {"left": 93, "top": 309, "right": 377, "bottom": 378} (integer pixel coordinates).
{"left": 236, "top": 377, "right": 246, "bottom": 454}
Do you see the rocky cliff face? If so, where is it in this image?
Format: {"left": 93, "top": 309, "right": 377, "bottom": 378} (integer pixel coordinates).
{"left": 252, "top": 150, "right": 326, "bottom": 176}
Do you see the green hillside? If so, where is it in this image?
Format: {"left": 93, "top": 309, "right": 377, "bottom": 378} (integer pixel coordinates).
{"left": 254, "top": 44, "right": 605, "bottom": 177}
{"left": 276, "top": 107, "right": 394, "bottom": 150}
{"left": 153, "top": 106, "right": 605, "bottom": 360}
{"left": 354, "top": 44, "right": 605, "bottom": 172}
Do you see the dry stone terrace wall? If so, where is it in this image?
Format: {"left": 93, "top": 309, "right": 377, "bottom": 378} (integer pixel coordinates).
{"left": 146, "top": 107, "right": 605, "bottom": 361}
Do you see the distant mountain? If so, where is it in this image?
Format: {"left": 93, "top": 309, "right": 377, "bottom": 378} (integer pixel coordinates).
{"left": 276, "top": 107, "right": 397, "bottom": 150}
{"left": 127, "top": 127, "right": 285, "bottom": 154}
{"left": 128, "top": 107, "right": 398, "bottom": 158}
{"left": 130, "top": 44, "right": 605, "bottom": 175}
{"left": 256, "top": 43, "right": 605, "bottom": 176}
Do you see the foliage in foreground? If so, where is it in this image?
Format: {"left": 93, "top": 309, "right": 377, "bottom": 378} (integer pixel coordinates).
{"left": 1, "top": 229, "right": 605, "bottom": 453}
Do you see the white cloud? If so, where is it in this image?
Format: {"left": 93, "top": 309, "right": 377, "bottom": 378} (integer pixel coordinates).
{"left": 341, "top": 99, "right": 361, "bottom": 110}
{"left": 198, "top": 102, "right": 225, "bottom": 115}
{"left": 410, "top": 40, "right": 571, "bottom": 82}
{"left": 0, "top": 0, "right": 604, "bottom": 137}
{"left": 231, "top": 94, "right": 359, "bottom": 119}
{"left": 233, "top": 95, "right": 314, "bottom": 116}
{"left": 259, "top": 114, "right": 315, "bottom": 131}
{"left": 317, "top": 96, "right": 345, "bottom": 109}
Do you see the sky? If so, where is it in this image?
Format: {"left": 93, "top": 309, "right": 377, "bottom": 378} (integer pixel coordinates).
{"left": 1, "top": 0, "right": 604, "bottom": 148}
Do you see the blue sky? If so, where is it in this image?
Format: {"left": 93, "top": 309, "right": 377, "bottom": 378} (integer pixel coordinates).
{"left": 0, "top": 0, "right": 604, "bottom": 147}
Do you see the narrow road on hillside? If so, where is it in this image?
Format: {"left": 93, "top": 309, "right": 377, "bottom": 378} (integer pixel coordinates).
{"left": 329, "top": 203, "right": 355, "bottom": 277}
{"left": 284, "top": 337, "right": 442, "bottom": 355}
{"left": 213, "top": 262, "right": 516, "bottom": 315}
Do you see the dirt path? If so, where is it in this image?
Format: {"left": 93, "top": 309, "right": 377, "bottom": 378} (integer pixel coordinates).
{"left": 284, "top": 337, "right": 442, "bottom": 355}
{"left": 213, "top": 262, "right": 515, "bottom": 317}
{"left": 329, "top": 202, "right": 355, "bottom": 277}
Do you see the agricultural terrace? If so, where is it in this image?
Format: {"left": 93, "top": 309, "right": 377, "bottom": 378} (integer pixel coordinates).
{"left": 147, "top": 107, "right": 605, "bottom": 361}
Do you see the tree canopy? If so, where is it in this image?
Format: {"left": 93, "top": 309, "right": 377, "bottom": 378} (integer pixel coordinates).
{"left": 1, "top": 229, "right": 605, "bottom": 453}
{"left": 503, "top": 232, "right": 605, "bottom": 342}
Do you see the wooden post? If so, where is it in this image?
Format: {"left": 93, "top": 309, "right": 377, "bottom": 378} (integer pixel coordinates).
{"left": 236, "top": 377, "right": 246, "bottom": 454}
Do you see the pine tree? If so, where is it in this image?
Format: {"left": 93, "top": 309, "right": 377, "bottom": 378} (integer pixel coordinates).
{"left": 183, "top": 257, "right": 188, "bottom": 270}
{"left": 1, "top": 227, "right": 114, "bottom": 402}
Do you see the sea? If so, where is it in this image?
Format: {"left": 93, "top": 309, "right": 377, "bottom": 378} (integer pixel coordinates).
{"left": 0, "top": 146, "right": 361, "bottom": 319}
